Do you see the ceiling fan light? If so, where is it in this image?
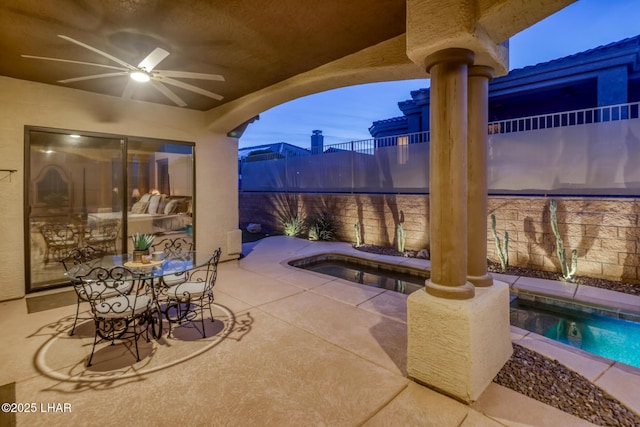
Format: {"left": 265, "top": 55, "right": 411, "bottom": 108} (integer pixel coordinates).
{"left": 130, "top": 71, "right": 150, "bottom": 82}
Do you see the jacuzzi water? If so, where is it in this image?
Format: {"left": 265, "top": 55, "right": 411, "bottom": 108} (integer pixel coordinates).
{"left": 302, "top": 259, "right": 426, "bottom": 295}
{"left": 292, "top": 255, "right": 640, "bottom": 369}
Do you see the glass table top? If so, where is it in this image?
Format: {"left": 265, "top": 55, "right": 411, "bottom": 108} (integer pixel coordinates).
{"left": 65, "top": 251, "right": 213, "bottom": 281}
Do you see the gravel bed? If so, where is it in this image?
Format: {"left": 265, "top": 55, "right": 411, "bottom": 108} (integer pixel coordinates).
{"left": 487, "top": 261, "right": 640, "bottom": 296}
{"left": 495, "top": 344, "right": 640, "bottom": 426}
{"left": 353, "top": 245, "right": 640, "bottom": 424}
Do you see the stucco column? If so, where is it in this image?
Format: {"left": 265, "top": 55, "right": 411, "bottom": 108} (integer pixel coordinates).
{"left": 467, "top": 65, "right": 494, "bottom": 287}
{"left": 424, "top": 48, "right": 475, "bottom": 300}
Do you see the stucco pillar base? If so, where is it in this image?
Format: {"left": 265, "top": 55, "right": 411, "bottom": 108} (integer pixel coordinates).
{"left": 467, "top": 273, "right": 494, "bottom": 288}
{"left": 407, "top": 281, "right": 512, "bottom": 403}
{"left": 425, "top": 280, "right": 475, "bottom": 300}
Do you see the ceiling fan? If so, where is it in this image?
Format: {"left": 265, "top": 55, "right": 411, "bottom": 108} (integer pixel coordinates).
{"left": 22, "top": 35, "right": 224, "bottom": 107}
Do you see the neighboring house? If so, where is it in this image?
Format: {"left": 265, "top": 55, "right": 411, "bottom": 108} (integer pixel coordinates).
{"left": 370, "top": 34, "right": 640, "bottom": 138}
{"left": 238, "top": 142, "right": 311, "bottom": 162}
{"left": 239, "top": 130, "right": 325, "bottom": 161}
{"left": 238, "top": 142, "right": 311, "bottom": 188}
{"left": 239, "top": 131, "right": 329, "bottom": 187}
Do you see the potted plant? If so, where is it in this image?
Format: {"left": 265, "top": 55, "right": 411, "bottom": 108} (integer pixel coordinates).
{"left": 131, "top": 233, "right": 156, "bottom": 262}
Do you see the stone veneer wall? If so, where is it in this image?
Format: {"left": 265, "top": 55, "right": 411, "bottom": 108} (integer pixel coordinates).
{"left": 239, "top": 192, "right": 640, "bottom": 284}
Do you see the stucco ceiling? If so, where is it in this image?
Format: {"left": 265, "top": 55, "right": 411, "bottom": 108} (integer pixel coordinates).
{"left": 0, "top": 0, "right": 407, "bottom": 111}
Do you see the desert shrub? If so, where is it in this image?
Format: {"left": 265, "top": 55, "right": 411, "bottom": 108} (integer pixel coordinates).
{"left": 282, "top": 215, "right": 305, "bottom": 237}
{"left": 307, "top": 212, "right": 336, "bottom": 241}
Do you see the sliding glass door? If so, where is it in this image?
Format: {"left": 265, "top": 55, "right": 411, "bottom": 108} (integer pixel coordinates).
{"left": 125, "top": 139, "right": 194, "bottom": 249}
{"left": 25, "top": 127, "right": 194, "bottom": 292}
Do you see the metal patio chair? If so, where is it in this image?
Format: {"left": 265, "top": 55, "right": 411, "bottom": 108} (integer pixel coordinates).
{"left": 84, "top": 219, "right": 120, "bottom": 254}
{"left": 163, "top": 248, "right": 221, "bottom": 338}
{"left": 59, "top": 245, "right": 105, "bottom": 335}
{"left": 77, "top": 266, "right": 151, "bottom": 366}
{"left": 151, "top": 237, "right": 194, "bottom": 288}
{"left": 40, "top": 223, "right": 81, "bottom": 264}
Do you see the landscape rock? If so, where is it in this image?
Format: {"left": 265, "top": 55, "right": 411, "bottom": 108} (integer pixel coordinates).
{"left": 246, "top": 223, "right": 262, "bottom": 233}
{"left": 416, "top": 249, "right": 430, "bottom": 259}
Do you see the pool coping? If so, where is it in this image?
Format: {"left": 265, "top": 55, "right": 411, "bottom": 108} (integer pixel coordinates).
{"left": 282, "top": 243, "right": 640, "bottom": 374}
{"left": 506, "top": 274, "right": 640, "bottom": 321}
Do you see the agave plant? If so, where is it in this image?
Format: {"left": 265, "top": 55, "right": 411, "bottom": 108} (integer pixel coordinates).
{"left": 131, "top": 233, "right": 156, "bottom": 251}
{"left": 308, "top": 213, "right": 336, "bottom": 241}
{"left": 282, "top": 216, "right": 305, "bottom": 237}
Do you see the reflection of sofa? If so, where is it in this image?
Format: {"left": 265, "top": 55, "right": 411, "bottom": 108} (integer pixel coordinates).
{"left": 88, "top": 193, "right": 192, "bottom": 237}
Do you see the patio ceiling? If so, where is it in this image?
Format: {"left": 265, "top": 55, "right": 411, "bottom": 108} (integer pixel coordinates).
{"left": 0, "top": 0, "right": 406, "bottom": 111}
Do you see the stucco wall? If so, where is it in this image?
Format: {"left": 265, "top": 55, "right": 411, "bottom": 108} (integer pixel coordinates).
{"left": 0, "top": 76, "right": 239, "bottom": 301}
{"left": 239, "top": 192, "right": 640, "bottom": 285}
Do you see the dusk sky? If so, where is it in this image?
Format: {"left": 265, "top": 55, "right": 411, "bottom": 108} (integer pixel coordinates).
{"left": 240, "top": 0, "right": 640, "bottom": 149}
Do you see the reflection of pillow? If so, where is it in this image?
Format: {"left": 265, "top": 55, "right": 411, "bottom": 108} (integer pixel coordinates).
{"left": 139, "top": 193, "right": 151, "bottom": 204}
{"left": 131, "top": 201, "right": 149, "bottom": 214}
{"left": 157, "top": 195, "right": 168, "bottom": 214}
{"left": 147, "top": 195, "right": 161, "bottom": 214}
{"left": 164, "top": 199, "right": 179, "bottom": 215}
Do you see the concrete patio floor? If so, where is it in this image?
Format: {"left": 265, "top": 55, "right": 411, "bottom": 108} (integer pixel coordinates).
{"left": 2, "top": 235, "right": 639, "bottom": 426}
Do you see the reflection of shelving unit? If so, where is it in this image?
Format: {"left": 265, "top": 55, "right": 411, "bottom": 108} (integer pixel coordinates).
{"left": 1, "top": 169, "right": 17, "bottom": 181}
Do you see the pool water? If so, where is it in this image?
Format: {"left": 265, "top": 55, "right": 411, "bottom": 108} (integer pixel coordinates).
{"left": 511, "top": 298, "right": 640, "bottom": 369}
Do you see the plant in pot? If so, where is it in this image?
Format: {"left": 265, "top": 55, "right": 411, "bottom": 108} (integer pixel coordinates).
{"left": 131, "top": 233, "right": 156, "bottom": 262}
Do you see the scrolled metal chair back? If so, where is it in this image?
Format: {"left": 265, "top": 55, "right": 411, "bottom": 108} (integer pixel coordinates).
{"left": 151, "top": 237, "right": 193, "bottom": 258}
{"left": 77, "top": 266, "right": 139, "bottom": 303}
{"left": 59, "top": 245, "right": 104, "bottom": 272}
{"left": 181, "top": 248, "right": 221, "bottom": 291}
{"left": 206, "top": 248, "right": 222, "bottom": 290}
{"left": 41, "top": 223, "right": 77, "bottom": 241}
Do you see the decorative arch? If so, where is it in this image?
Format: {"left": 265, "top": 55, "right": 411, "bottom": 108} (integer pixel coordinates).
{"left": 206, "top": 35, "right": 425, "bottom": 134}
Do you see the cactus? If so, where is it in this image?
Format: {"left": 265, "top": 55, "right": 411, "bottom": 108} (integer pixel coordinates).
{"left": 550, "top": 199, "right": 578, "bottom": 282}
{"left": 397, "top": 222, "right": 406, "bottom": 253}
{"left": 354, "top": 222, "right": 362, "bottom": 247}
{"left": 490, "top": 214, "right": 509, "bottom": 272}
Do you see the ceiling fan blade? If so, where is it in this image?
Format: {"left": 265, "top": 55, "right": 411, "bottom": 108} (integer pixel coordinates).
{"left": 150, "top": 81, "right": 187, "bottom": 107}
{"left": 138, "top": 48, "right": 170, "bottom": 71}
{"left": 21, "top": 55, "right": 128, "bottom": 71}
{"left": 58, "top": 35, "right": 135, "bottom": 70}
{"left": 157, "top": 76, "right": 224, "bottom": 101}
{"left": 59, "top": 71, "right": 129, "bottom": 83}
{"left": 122, "top": 80, "right": 136, "bottom": 100}
{"left": 154, "top": 70, "right": 225, "bottom": 81}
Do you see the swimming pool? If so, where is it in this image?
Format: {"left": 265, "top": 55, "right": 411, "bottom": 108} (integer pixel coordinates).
{"left": 290, "top": 253, "right": 640, "bottom": 369}
{"left": 288, "top": 253, "right": 428, "bottom": 295}
{"left": 511, "top": 297, "right": 640, "bottom": 369}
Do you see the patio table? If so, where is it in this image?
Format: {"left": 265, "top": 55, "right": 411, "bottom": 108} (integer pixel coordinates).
{"left": 65, "top": 251, "right": 212, "bottom": 339}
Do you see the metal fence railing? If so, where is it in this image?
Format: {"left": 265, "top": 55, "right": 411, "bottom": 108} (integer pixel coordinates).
{"left": 316, "top": 130, "right": 430, "bottom": 155}
{"left": 488, "top": 101, "right": 640, "bottom": 134}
